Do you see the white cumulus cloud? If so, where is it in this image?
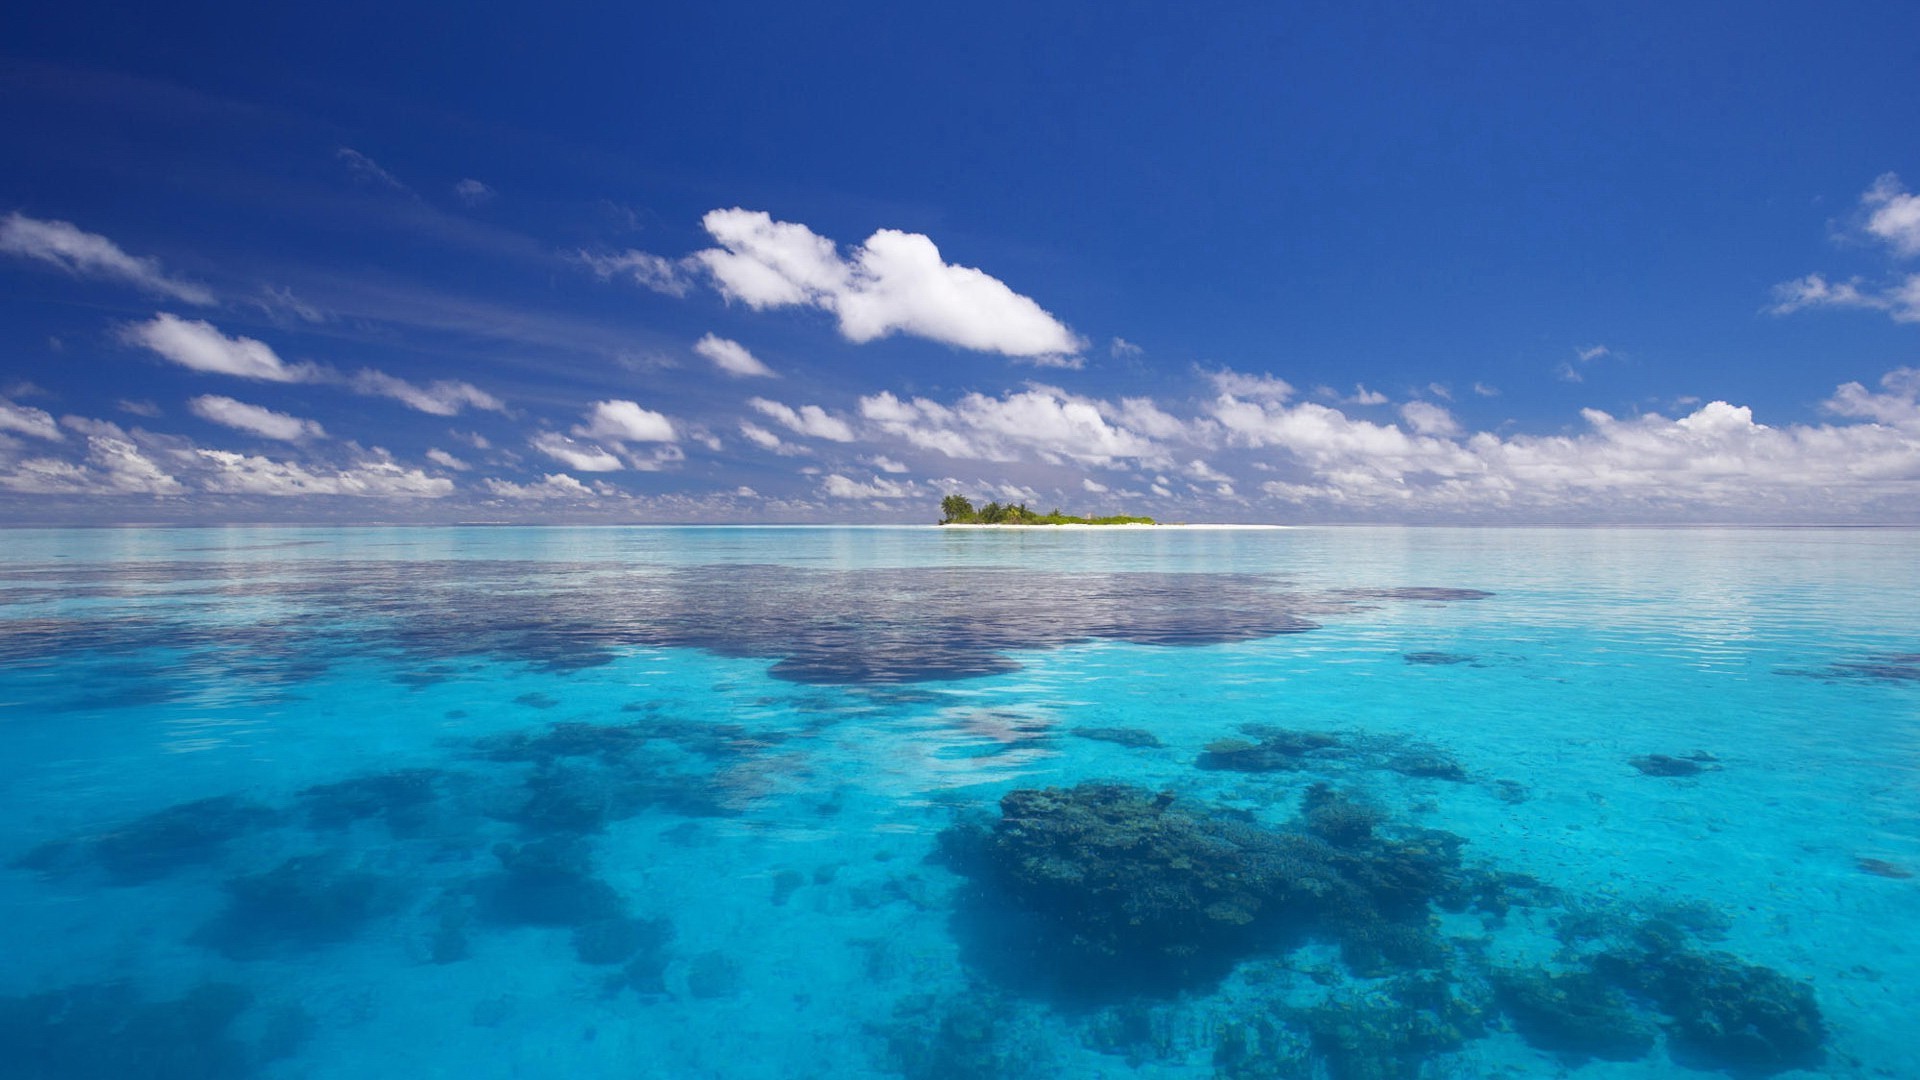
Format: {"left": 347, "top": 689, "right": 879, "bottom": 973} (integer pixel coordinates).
{"left": 1, "top": 214, "right": 215, "bottom": 305}
{"left": 0, "top": 397, "right": 62, "bottom": 441}
{"left": 0, "top": 435, "right": 184, "bottom": 496}
{"left": 483, "top": 473, "right": 596, "bottom": 500}
{"left": 123, "top": 314, "right": 318, "bottom": 382}
{"left": 349, "top": 370, "right": 505, "bottom": 416}
{"left": 189, "top": 395, "right": 326, "bottom": 442}
{"left": 821, "top": 474, "right": 917, "bottom": 499}
{"left": 694, "top": 209, "right": 1082, "bottom": 359}
{"left": 749, "top": 397, "right": 855, "bottom": 442}
{"left": 694, "top": 334, "right": 776, "bottom": 378}
{"left": 530, "top": 432, "right": 624, "bottom": 472}
{"left": 1863, "top": 173, "right": 1920, "bottom": 258}
{"left": 858, "top": 386, "right": 1173, "bottom": 467}
{"left": 194, "top": 450, "right": 452, "bottom": 498}
{"left": 574, "top": 399, "right": 677, "bottom": 444}
{"left": 426, "top": 448, "right": 470, "bottom": 471}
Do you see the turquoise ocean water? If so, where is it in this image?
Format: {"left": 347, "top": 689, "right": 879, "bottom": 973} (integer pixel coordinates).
{"left": 0, "top": 525, "right": 1915, "bottom": 1079}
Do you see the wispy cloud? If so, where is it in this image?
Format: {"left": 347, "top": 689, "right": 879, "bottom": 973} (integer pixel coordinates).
{"left": 1770, "top": 173, "right": 1920, "bottom": 324}
{"left": 453, "top": 178, "right": 495, "bottom": 206}
{"left": 578, "top": 249, "right": 693, "bottom": 297}
{"left": 694, "top": 333, "right": 776, "bottom": 378}
{"left": 0, "top": 397, "right": 63, "bottom": 441}
{"left": 122, "top": 313, "right": 506, "bottom": 415}
{"left": 749, "top": 397, "right": 856, "bottom": 442}
{"left": 337, "top": 147, "right": 408, "bottom": 191}
{"left": 1, "top": 214, "right": 215, "bottom": 305}
{"left": 188, "top": 394, "right": 326, "bottom": 441}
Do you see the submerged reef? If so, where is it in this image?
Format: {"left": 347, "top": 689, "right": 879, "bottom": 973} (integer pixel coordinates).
{"left": 1068, "top": 726, "right": 1164, "bottom": 749}
{"left": 1197, "top": 726, "right": 1468, "bottom": 783}
{"left": 876, "top": 987, "right": 1054, "bottom": 1080}
{"left": 196, "top": 852, "right": 400, "bottom": 959}
{"left": 298, "top": 768, "right": 445, "bottom": 836}
{"left": 1298, "top": 974, "right": 1490, "bottom": 1080}
{"left": 938, "top": 775, "right": 1829, "bottom": 1076}
{"left": 11, "top": 795, "right": 282, "bottom": 885}
{"left": 1630, "top": 753, "right": 1721, "bottom": 778}
{"left": 479, "top": 837, "right": 626, "bottom": 928}
{"left": 1783, "top": 650, "right": 1920, "bottom": 684}
{"left": 1401, "top": 651, "right": 1476, "bottom": 666}
{"left": 939, "top": 781, "right": 1476, "bottom": 994}
{"left": 0, "top": 981, "right": 293, "bottom": 1080}
{"left": 1492, "top": 969, "right": 1655, "bottom": 1062}
{"left": 1594, "top": 925, "right": 1827, "bottom": 1075}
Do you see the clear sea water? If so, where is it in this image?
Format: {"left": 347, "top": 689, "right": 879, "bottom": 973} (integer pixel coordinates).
{"left": 0, "top": 525, "right": 1915, "bottom": 1079}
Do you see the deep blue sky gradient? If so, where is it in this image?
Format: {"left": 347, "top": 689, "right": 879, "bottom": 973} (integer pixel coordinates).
{"left": 2, "top": 2, "right": 1917, "bottom": 521}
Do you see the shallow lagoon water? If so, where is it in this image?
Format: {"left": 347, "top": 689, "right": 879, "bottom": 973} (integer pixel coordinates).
{"left": 0, "top": 525, "right": 1915, "bottom": 1078}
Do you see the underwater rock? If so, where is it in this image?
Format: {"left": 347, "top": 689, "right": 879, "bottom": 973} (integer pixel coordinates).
{"left": 1382, "top": 749, "right": 1467, "bottom": 782}
{"left": 1068, "top": 727, "right": 1164, "bottom": 749}
{"left": 771, "top": 868, "right": 806, "bottom": 906}
{"left": 501, "top": 763, "right": 625, "bottom": 834}
{"left": 876, "top": 988, "right": 1054, "bottom": 1080}
{"left": 1593, "top": 929, "right": 1827, "bottom": 1075}
{"left": 298, "top": 768, "right": 444, "bottom": 835}
{"left": 941, "top": 782, "right": 1472, "bottom": 993}
{"left": 513, "top": 691, "right": 561, "bottom": 709}
{"left": 686, "top": 951, "right": 741, "bottom": 999}
{"left": 1493, "top": 969, "right": 1655, "bottom": 1062}
{"left": 1212, "top": 1013, "right": 1313, "bottom": 1078}
{"left": 479, "top": 837, "right": 625, "bottom": 928}
{"left": 1302, "top": 784, "right": 1382, "bottom": 846}
{"left": 1856, "top": 857, "right": 1912, "bottom": 879}
{"left": 573, "top": 916, "right": 672, "bottom": 967}
{"left": 0, "top": 981, "right": 267, "bottom": 1080}
{"left": 197, "top": 852, "right": 398, "bottom": 959}
{"left": 83, "top": 795, "right": 281, "bottom": 885}
{"left": 1297, "top": 974, "right": 1488, "bottom": 1080}
{"left": 1197, "top": 727, "right": 1344, "bottom": 772}
{"left": 943, "top": 783, "right": 1288, "bottom": 987}
{"left": 1789, "top": 651, "right": 1920, "bottom": 684}
{"left": 1402, "top": 651, "right": 1475, "bottom": 666}
{"left": 1629, "top": 754, "right": 1719, "bottom": 778}
{"left": 478, "top": 720, "right": 650, "bottom": 764}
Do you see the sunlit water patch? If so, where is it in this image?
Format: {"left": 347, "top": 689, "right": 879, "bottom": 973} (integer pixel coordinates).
{"left": 0, "top": 526, "right": 1916, "bottom": 1078}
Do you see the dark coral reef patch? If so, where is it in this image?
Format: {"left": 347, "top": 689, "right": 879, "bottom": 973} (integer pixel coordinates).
{"left": 0, "top": 981, "right": 290, "bottom": 1080}
{"left": 939, "top": 781, "right": 1480, "bottom": 995}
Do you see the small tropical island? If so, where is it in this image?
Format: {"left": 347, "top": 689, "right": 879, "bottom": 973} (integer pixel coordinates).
{"left": 938, "top": 494, "right": 1158, "bottom": 526}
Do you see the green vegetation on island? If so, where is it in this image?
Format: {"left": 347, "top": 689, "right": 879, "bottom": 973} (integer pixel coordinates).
{"left": 938, "top": 494, "right": 1156, "bottom": 526}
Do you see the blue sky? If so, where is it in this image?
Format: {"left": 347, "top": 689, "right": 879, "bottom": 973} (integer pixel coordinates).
{"left": 2, "top": 2, "right": 1918, "bottom": 523}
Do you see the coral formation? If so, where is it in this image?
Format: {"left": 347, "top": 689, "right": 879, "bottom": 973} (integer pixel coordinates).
{"left": 573, "top": 916, "right": 671, "bottom": 967}
{"left": 0, "top": 981, "right": 280, "bottom": 1080}
{"left": 1629, "top": 754, "right": 1720, "bottom": 778}
{"left": 876, "top": 987, "right": 1054, "bottom": 1080}
{"left": 196, "top": 852, "right": 398, "bottom": 959}
{"left": 1492, "top": 969, "right": 1655, "bottom": 1062}
{"left": 1297, "top": 975, "right": 1488, "bottom": 1080}
{"left": 1595, "top": 928, "right": 1826, "bottom": 1075}
{"left": 80, "top": 795, "right": 281, "bottom": 885}
{"left": 1068, "top": 726, "right": 1164, "bottom": 749}
{"left": 298, "top": 768, "right": 444, "bottom": 836}
{"left": 1401, "top": 651, "right": 1476, "bottom": 666}
{"left": 940, "top": 782, "right": 1474, "bottom": 993}
{"left": 1197, "top": 728, "right": 1343, "bottom": 772}
{"left": 479, "top": 837, "right": 624, "bottom": 928}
